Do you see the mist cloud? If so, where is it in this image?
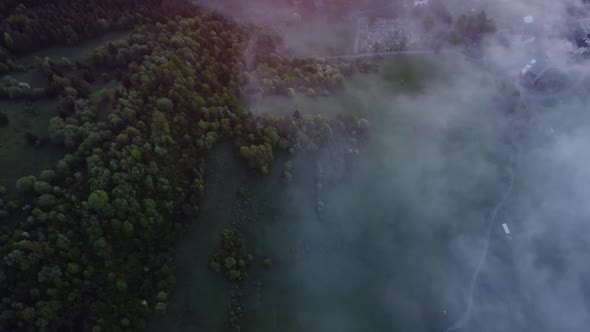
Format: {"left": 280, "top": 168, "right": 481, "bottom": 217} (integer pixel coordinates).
{"left": 193, "top": 0, "right": 590, "bottom": 330}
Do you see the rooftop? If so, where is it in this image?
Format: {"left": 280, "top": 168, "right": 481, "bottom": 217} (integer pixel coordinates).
{"left": 357, "top": 17, "right": 425, "bottom": 52}
{"left": 520, "top": 58, "right": 551, "bottom": 85}
{"left": 523, "top": 15, "right": 534, "bottom": 24}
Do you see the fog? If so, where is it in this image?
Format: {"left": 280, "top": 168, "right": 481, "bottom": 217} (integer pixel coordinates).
{"left": 191, "top": 0, "right": 590, "bottom": 331}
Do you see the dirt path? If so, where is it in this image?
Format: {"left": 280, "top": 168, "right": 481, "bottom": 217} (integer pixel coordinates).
{"left": 443, "top": 140, "right": 518, "bottom": 331}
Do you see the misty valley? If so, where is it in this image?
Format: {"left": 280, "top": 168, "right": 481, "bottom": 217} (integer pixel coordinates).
{"left": 0, "top": 1, "right": 589, "bottom": 332}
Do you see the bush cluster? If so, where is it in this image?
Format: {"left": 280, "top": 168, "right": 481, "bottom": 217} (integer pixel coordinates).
{"left": 209, "top": 229, "right": 252, "bottom": 281}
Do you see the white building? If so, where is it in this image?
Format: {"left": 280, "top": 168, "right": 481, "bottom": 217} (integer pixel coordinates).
{"left": 502, "top": 223, "right": 512, "bottom": 240}
{"left": 523, "top": 15, "right": 534, "bottom": 24}
{"left": 414, "top": 0, "right": 429, "bottom": 7}
{"left": 502, "top": 223, "right": 511, "bottom": 235}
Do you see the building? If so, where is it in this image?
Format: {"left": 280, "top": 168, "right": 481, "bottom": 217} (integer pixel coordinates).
{"left": 414, "top": 0, "right": 429, "bottom": 7}
{"left": 502, "top": 223, "right": 512, "bottom": 240}
{"left": 523, "top": 15, "right": 534, "bottom": 24}
{"left": 502, "top": 223, "right": 511, "bottom": 235}
{"left": 357, "top": 17, "right": 425, "bottom": 52}
{"left": 520, "top": 58, "right": 550, "bottom": 85}
{"left": 574, "top": 18, "right": 590, "bottom": 47}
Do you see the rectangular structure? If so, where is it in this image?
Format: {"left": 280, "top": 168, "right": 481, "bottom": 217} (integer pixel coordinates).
{"left": 356, "top": 17, "right": 424, "bottom": 52}
{"left": 502, "top": 223, "right": 511, "bottom": 235}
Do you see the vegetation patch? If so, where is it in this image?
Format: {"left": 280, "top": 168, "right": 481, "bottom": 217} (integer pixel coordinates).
{"left": 0, "top": 3, "right": 368, "bottom": 331}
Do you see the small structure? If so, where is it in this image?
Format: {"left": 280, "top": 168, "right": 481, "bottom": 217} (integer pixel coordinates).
{"left": 523, "top": 15, "right": 534, "bottom": 24}
{"left": 520, "top": 58, "right": 550, "bottom": 85}
{"left": 357, "top": 17, "right": 424, "bottom": 52}
{"left": 502, "top": 223, "right": 512, "bottom": 239}
{"left": 521, "top": 59, "right": 536, "bottom": 75}
{"left": 414, "top": 0, "right": 429, "bottom": 7}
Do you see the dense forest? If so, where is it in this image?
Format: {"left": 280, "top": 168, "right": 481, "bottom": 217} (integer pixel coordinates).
{"left": 0, "top": 1, "right": 369, "bottom": 331}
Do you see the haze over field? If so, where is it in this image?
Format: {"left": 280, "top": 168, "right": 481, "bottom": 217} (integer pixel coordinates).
{"left": 185, "top": 0, "right": 590, "bottom": 331}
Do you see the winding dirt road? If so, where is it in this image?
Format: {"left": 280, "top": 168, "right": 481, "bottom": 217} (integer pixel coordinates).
{"left": 443, "top": 145, "right": 518, "bottom": 332}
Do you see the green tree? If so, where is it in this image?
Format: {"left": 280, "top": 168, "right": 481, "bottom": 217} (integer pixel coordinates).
{"left": 16, "top": 176, "right": 36, "bottom": 193}
{"left": 87, "top": 190, "right": 109, "bottom": 211}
